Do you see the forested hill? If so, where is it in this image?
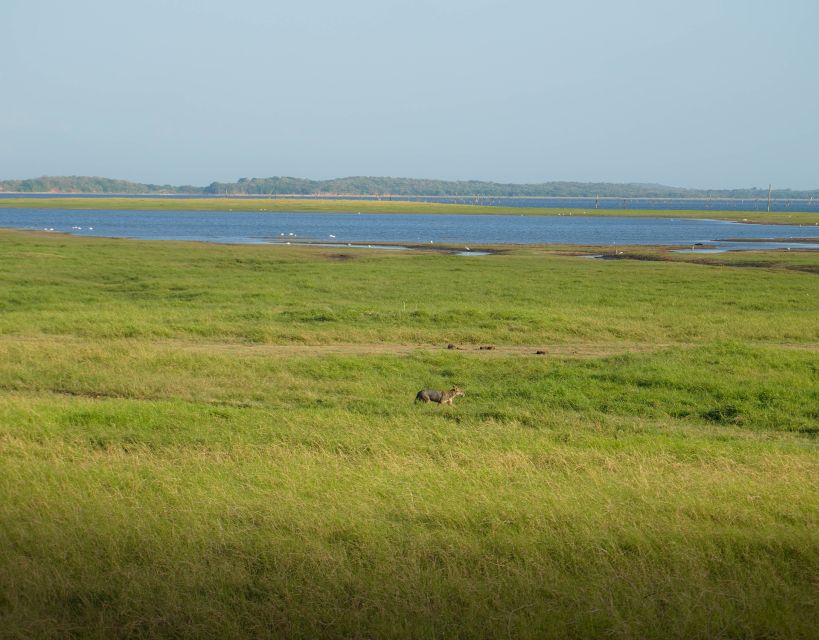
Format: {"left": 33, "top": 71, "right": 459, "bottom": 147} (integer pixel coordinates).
{"left": 0, "top": 176, "right": 197, "bottom": 195}
{"left": 2, "top": 175, "right": 817, "bottom": 199}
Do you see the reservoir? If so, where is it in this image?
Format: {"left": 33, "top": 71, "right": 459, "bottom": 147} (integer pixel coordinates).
{"left": 2, "top": 193, "right": 819, "bottom": 213}
{"left": 1, "top": 208, "right": 818, "bottom": 251}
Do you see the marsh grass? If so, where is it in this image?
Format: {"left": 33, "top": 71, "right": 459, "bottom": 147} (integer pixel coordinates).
{"left": 0, "top": 231, "right": 817, "bottom": 638}
{"left": 1, "top": 231, "right": 817, "bottom": 346}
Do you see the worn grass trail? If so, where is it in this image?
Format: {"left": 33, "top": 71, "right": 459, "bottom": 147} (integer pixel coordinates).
{"left": 0, "top": 231, "right": 817, "bottom": 638}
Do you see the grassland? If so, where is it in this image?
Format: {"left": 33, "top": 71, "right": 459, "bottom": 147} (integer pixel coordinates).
{"left": 2, "top": 196, "right": 819, "bottom": 225}
{"left": 0, "top": 229, "right": 817, "bottom": 639}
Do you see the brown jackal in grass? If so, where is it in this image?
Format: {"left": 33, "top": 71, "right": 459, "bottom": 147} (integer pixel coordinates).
{"left": 415, "top": 386, "right": 465, "bottom": 405}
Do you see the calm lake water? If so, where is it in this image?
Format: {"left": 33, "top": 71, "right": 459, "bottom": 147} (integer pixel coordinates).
{"left": 2, "top": 193, "right": 818, "bottom": 213}
{"left": 1, "top": 208, "right": 818, "bottom": 250}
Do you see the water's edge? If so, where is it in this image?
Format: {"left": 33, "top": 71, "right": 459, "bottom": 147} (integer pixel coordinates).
{"left": 2, "top": 208, "right": 818, "bottom": 253}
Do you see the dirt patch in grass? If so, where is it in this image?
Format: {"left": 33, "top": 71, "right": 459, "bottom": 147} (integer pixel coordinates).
{"left": 5, "top": 335, "right": 818, "bottom": 359}
{"left": 324, "top": 253, "right": 357, "bottom": 261}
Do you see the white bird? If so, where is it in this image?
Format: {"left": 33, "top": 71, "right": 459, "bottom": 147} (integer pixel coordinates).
{"left": 329, "top": 234, "right": 336, "bottom": 238}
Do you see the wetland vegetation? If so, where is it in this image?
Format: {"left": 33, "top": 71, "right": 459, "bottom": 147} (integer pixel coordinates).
{"left": 0, "top": 229, "right": 817, "bottom": 638}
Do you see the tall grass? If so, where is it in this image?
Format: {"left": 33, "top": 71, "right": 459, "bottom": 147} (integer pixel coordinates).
{"left": 0, "top": 231, "right": 817, "bottom": 638}
{"left": 1, "top": 231, "right": 817, "bottom": 345}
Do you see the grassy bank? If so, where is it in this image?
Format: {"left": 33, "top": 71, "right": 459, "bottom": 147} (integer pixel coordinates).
{"left": 2, "top": 196, "right": 819, "bottom": 225}
{"left": 2, "top": 231, "right": 818, "bottom": 346}
{"left": 0, "top": 230, "right": 817, "bottom": 638}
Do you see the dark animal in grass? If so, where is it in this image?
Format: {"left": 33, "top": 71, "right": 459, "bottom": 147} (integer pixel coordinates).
{"left": 415, "top": 386, "right": 465, "bottom": 405}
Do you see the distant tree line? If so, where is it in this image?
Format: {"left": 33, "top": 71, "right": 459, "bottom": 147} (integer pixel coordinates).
{"left": 2, "top": 175, "right": 817, "bottom": 200}
{"left": 0, "top": 176, "right": 198, "bottom": 194}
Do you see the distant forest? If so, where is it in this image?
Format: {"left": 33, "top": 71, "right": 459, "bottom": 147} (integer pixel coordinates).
{"left": 1, "top": 175, "right": 818, "bottom": 199}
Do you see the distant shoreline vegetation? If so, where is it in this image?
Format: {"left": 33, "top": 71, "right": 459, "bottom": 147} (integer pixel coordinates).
{"left": 2, "top": 175, "right": 818, "bottom": 200}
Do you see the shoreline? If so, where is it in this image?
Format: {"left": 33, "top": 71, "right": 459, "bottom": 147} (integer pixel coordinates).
{"left": 1, "top": 196, "right": 818, "bottom": 225}
{"left": 4, "top": 227, "right": 818, "bottom": 257}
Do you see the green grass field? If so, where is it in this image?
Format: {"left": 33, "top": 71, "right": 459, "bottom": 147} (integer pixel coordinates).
{"left": 2, "top": 195, "right": 819, "bottom": 225}
{"left": 1, "top": 230, "right": 817, "bottom": 639}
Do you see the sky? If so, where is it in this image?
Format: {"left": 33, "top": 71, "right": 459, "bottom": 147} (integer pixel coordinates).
{"left": 2, "top": 0, "right": 818, "bottom": 189}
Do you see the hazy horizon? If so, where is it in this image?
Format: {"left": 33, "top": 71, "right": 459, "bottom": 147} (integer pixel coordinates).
{"left": 3, "top": 0, "right": 818, "bottom": 189}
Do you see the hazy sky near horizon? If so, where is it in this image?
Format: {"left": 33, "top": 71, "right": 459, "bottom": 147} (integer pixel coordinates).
{"left": 3, "top": 0, "right": 818, "bottom": 189}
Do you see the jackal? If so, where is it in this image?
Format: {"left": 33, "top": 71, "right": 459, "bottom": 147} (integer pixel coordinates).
{"left": 415, "top": 386, "right": 464, "bottom": 405}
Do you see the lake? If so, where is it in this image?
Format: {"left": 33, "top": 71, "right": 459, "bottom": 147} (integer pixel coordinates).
{"left": 2, "top": 193, "right": 818, "bottom": 213}
{"left": 1, "top": 208, "right": 818, "bottom": 251}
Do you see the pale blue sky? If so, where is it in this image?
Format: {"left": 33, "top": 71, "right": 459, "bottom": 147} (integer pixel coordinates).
{"left": 2, "top": 0, "right": 817, "bottom": 188}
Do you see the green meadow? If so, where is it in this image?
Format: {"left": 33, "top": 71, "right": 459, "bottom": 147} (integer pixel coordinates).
{"left": 1, "top": 229, "right": 817, "bottom": 639}
{"left": 2, "top": 195, "right": 818, "bottom": 225}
